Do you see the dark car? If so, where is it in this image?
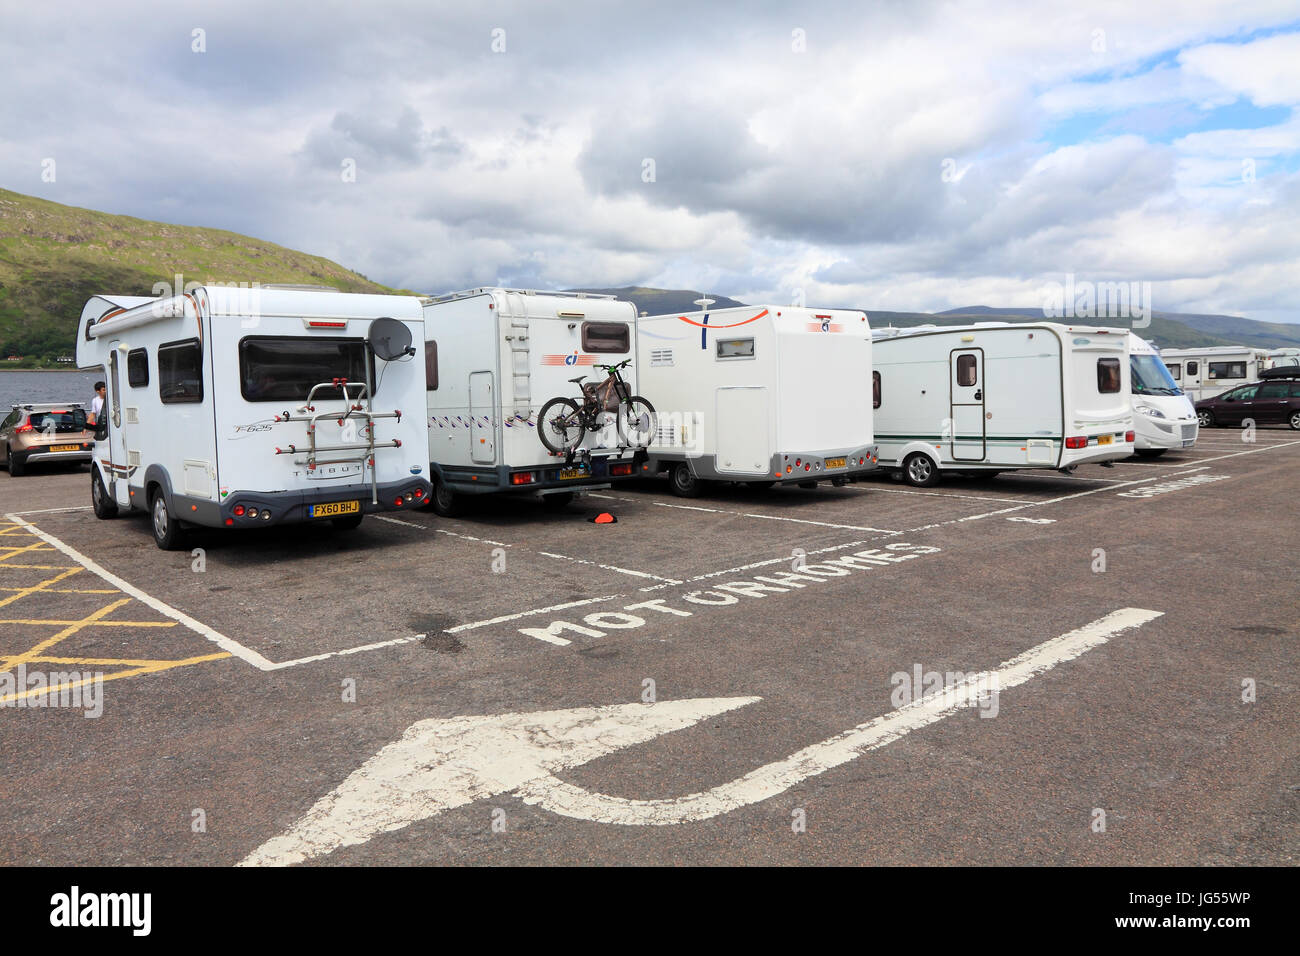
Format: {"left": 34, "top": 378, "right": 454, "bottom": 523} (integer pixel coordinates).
{"left": 1195, "top": 376, "right": 1300, "bottom": 430}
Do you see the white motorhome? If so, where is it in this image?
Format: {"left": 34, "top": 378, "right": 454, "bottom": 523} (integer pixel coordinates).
{"left": 76, "top": 286, "right": 433, "bottom": 549}
{"left": 1128, "top": 333, "right": 1198, "bottom": 457}
{"left": 420, "top": 288, "right": 644, "bottom": 514}
{"left": 1264, "top": 348, "right": 1300, "bottom": 371}
{"left": 1157, "top": 346, "right": 1270, "bottom": 402}
{"left": 635, "top": 305, "right": 876, "bottom": 497}
{"left": 871, "top": 323, "right": 1134, "bottom": 486}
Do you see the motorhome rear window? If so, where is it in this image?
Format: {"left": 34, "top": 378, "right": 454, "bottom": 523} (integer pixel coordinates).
{"left": 425, "top": 341, "right": 438, "bottom": 391}
{"left": 1207, "top": 361, "right": 1246, "bottom": 380}
{"left": 1097, "top": 358, "right": 1121, "bottom": 393}
{"left": 1167, "top": 363, "right": 1181, "bottom": 380}
{"left": 127, "top": 348, "right": 149, "bottom": 388}
{"left": 581, "top": 322, "right": 629, "bottom": 353}
{"left": 159, "top": 339, "right": 204, "bottom": 404}
{"left": 873, "top": 371, "right": 881, "bottom": 409}
{"left": 716, "top": 338, "right": 755, "bottom": 360}
{"left": 956, "top": 353, "right": 978, "bottom": 386}
{"left": 239, "top": 337, "right": 373, "bottom": 402}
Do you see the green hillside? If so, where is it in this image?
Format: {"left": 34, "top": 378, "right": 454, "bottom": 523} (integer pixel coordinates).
{"left": 0, "top": 188, "right": 398, "bottom": 367}
{"left": 914, "top": 308, "right": 1238, "bottom": 349}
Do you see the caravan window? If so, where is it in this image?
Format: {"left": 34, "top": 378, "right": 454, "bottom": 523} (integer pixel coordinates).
{"left": 956, "top": 353, "right": 978, "bottom": 386}
{"left": 581, "top": 322, "right": 629, "bottom": 353}
{"left": 239, "top": 337, "right": 373, "bottom": 403}
{"left": 159, "top": 339, "right": 204, "bottom": 404}
{"left": 1186, "top": 361, "right": 1198, "bottom": 376}
{"left": 716, "top": 338, "right": 755, "bottom": 360}
{"left": 425, "top": 341, "right": 438, "bottom": 391}
{"left": 1097, "top": 358, "right": 1121, "bottom": 393}
{"left": 127, "top": 348, "right": 149, "bottom": 388}
{"left": 1207, "top": 361, "right": 1246, "bottom": 380}
{"left": 873, "top": 371, "right": 881, "bottom": 409}
{"left": 1167, "top": 363, "right": 1181, "bottom": 380}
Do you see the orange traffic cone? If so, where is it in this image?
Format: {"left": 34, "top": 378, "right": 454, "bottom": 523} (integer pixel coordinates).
{"left": 591, "top": 512, "right": 617, "bottom": 524}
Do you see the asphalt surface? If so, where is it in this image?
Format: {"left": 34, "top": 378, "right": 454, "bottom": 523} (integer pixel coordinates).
{"left": 1, "top": 427, "right": 1297, "bottom": 865}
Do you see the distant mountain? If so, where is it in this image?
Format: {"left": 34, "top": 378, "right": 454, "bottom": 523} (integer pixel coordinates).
{"left": 1170, "top": 312, "right": 1300, "bottom": 350}
{"left": 922, "top": 306, "right": 1269, "bottom": 350}
{"left": 567, "top": 287, "right": 746, "bottom": 316}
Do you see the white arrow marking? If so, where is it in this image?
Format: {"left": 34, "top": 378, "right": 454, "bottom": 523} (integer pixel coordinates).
{"left": 239, "top": 695, "right": 758, "bottom": 866}
{"left": 241, "top": 607, "right": 1160, "bottom": 863}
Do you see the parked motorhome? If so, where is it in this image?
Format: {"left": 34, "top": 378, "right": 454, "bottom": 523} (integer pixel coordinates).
{"left": 635, "top": 305, "right": 876, "bottom": 497}
{"left": 1157, "top": 346, "right": 1270, "bottom": 402}
{"left": 420, "top": 288, "right": 645, "bottom": 514}
{"left": 871, "top": 323, "right": 1134, "bottom": 486}
{"left": 1128, "top": 333, "right": 1198, "bottom": 457}
{"left": 75, "top": 287, "right": 433, "bottom": 549}
{"left": 1264, "top": 348, "right": 1300, "bottom": 371}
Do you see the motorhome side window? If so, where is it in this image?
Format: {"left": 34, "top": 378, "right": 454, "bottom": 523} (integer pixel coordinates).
{"left": 956, "top": 353, "right": 977, "bottom": 386}
{"left": 239, "top": 336, "right": 373, "bottom": 402}
{"left": 158, "top": 339, "right": 204, "bottom": 404}
{"left": 872, "top": 371, "right": 881, "bottom": 409}
{"left": 1186, "top": 361, "right": 1198, "bottom": 376}
{"left": 581, "top": 322, "right": 629, "bottom": 353}
{"left": 1167, "top": 363, "right": 1181, "bottom": 380}
{"left": 716, "top": 338, "right": 755, "bottom": 360}
{"left": 127, "top": 348, "right": 149, "bottom": 388}
{"left": 425, "top": 341, "right": 438, "bottom": 391}
{"left": 1097, "top": 357, "right": 1121, "bottom": 393}
{"left": 1207, "top": 361, "right": 1245, "bottom": 380}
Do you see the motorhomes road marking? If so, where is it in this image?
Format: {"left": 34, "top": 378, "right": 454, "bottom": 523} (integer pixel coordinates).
{"left": 1116, "top": 474, "right": 1231, "bottom": 498}
{"left": 239, "top": 607, "right": 1160, "bottom": 863}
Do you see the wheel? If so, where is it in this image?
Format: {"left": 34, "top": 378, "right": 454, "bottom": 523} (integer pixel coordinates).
{"left": 91, "top": 468, "right": 118, "bottom": 519}
{"left": 8, "top": 446, "right": 25, "bottom": 477}
{"left": 542, "top": 491, "right": 575, "bottom": 508}
{"left": 149, "top": 489, "right": 186, "bottom": 551}
{"left": 746, "top": 481, "right": 775, "bottom": 490}
{"left": 331, "top": 512, "right": 364, "bottom": 530}
{"left": 616, "top": 397, "right": 657, "bottom": 447}
{"left": 1134, "top": 448, "right": 1167, "bottom": 458}
{"left": 1290, "top": 410, "right": 1300, "bottom": 431}
{"left": 669, "top": 462, "right": 701, "bottom": 498}
{"left": 903, "top": 452, "right": 939, "bottom": 487}
{"left": 1197, "top": 409, "right": 1215, "bottom": 428}
{"left": 430, "top": 478, "right": 465, "bottom": 517}
{"left": 538, "top": 397, "right": 585, "bottom": 455}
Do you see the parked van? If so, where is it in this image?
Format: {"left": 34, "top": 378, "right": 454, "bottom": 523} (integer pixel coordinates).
{"left": 635, "top": 304, "right": 876, "bottom": 497}
{"left": 420, "top": 288, "right": 644, "bottom": 514}
{"left": 1129, "top": 333, "right": 1198, "bottom": 457}
{"left": 1157, "top": 346, "right": 1270, "bottom": 402}
{"left": 75, "top": 286, "right": 432, "bottom": 549}
{"left": 871, "top": 323, "right": 1134, "bottom": 486}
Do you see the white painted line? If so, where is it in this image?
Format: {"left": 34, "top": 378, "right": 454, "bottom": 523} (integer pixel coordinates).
{"left": 446, "top": 595, "right": 625, "bottom": 635}
{"left": 735, "top": 513, "right": 898, "bottom": 533}
{"left": 520, "top": 607, "right": 1165, "bottom": 825}
{"left": 1193, "top": 439, "right": 1300, "bottom": 464}
{"left": 537, "top": 551, "right": 681, "bottom": 584}
{"left": 846, "top": 485, "right": 1037, "bottom": 503}
{"left": 1005, "top": 472, "right": 1127, "bottom": 483}
{"left": 373, "top": 515, "right": 425, "bottom": 529}
{"left": 2, "top": 513, "right": 273, "bottom": 671}
{"left": 267, "top": 635, "right": 424, "bottom": 669}
{"left": 8, "top": 506, "right": 95, "bottom": 516}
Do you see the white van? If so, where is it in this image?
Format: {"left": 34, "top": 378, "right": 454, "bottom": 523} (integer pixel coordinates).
{"left": 872, "top": 323, "right": 1134, "bottom": 486}
{"left": 635, "top": 305, "right": 876, "bottom": 496}
{"left": 76, "top": 286, "right": 433, "bottom": 549}
{"left": 421, "top": 288, "right": 644, "bottom": 514}
{"left": 1129, "top": 333, "right": 1197, "bottom": 456}
{"left": 1157, "top": 346, "right": 1269, "bottom": 402}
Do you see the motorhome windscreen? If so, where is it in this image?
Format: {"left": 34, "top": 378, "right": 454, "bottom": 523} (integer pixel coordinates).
{"left": 1131, "top": 355, "right": 1181, "bottom": 395}
{"left": 239, "top": 336, "right": 375, "bottom": 402}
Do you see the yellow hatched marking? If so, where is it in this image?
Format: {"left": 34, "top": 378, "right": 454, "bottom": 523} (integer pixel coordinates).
{"left": 0, "top": 587, "right": 117, "bottom": 595}
{"left": 0, "top": 651, "right": 232, "bottom": 705}
{"left": 0, "top": 618, "right": 177, "bottom": 628}
{"left": 1, "top": 598, "right": 133, "bottom": 667}
{"left": 0, "top": 565, "right": 79, "bottom": 570}
{"left": 0, "top": 542, "right": 53, "bottom": 562}
{"left": 0, "top": 568, "right": 84, "bottom": 611}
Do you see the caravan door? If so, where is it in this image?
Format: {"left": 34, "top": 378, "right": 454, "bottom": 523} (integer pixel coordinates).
{"left": 715, "top": 387, "right": 770, "bottom": 475}
{"left": 469, "top": 371, "right": 496, "bottom": 464}
{"left": 949, "top": 349, "right": 985, "bottom": 460}
{"left": 105, "top": 345, "right": 130, "bottom": 506}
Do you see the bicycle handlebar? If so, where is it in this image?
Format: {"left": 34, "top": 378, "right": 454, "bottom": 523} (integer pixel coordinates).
{"left": 595, "top": 359, "right": 631, "bottom": 371}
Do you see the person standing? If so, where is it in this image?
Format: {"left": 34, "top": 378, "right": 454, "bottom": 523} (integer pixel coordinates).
{"left": 90, "top": 381, "right": 106, "bottom": 425}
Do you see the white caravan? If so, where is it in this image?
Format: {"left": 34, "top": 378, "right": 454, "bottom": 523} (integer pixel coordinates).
{"left": 420, "top": 288, "right": 644, "bottom": 514}
{"left": 871, "top": 323, "right": 1134, "bottom": 486}
{"left": 76, "top": 286, "right": 433, "bottom": 549}
{"left": 635, "top": 305, "right": 876, "bottom": 497}
{"left": 1128, "top": 333, "right": 1198, "bottom": 456}
{"left": 1157, "top": 346, "right": 1270, "bottom": 401}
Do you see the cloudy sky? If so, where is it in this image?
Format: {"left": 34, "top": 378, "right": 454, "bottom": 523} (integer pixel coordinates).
{"left": 3, "top": 1, "right": 1299, "bottom": 321}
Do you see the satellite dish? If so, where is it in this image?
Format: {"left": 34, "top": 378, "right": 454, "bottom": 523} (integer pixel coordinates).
{"left": 367, "top": 317, "right": 415, "bottom": 361}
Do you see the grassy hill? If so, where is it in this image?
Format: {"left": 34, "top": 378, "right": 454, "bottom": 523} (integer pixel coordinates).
{"left": 920, "top": 307, "right": 1237, "bottom": 349}
{"left": 0, "top": 188, "right": 398, "bottom": 367}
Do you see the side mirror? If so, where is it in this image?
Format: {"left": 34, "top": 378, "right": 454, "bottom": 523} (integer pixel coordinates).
{"left": 94, "top": 419, "right": 108, "bottom": 441}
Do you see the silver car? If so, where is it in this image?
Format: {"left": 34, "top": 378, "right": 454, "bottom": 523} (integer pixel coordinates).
{"left": 0, "top": 403, "right": 95, "bottom": 476}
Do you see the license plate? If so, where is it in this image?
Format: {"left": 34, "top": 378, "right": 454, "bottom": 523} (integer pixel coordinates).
{"left": 825, "top": 457, "right": 846, "bottom": 469}
{"left": 49, "top": 444, "right": 81, "bottom": 453}
{"left": 1096, "top": 435, "right": 1113, "bottom": 445}
{"left": 558, "top": 468, "right": 586, "bottom": 480}
{"left": 310, "top": 500, "right": 360, "bottom": 518}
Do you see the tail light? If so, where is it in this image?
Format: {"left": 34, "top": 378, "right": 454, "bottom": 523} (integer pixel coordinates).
{"left": 1125, "top": 431, "right": 1135, "bottom": 443}
{"left": 260, "top": 511, "right": 272, "bottom": 521}
{"left": 15, "top": 424, "right": 33, "bottom": 434}
{"left": 394, "top": 496, "right": 405, "bottom": 506}
{"left": 247, "top": 507, "right": 259, "bottom": 518}
{"left": 412, "top": 488, "right": 425, "bottom": 500}
{"left": 233, "top": 505, "right": 246, "bottom": 516}
{"left": 1065, "top": 436, "right": 1087, "bottom": 449}
{"left": 511, "top": 471, "right": 535, "bottom": 485}
{"left": 610, "top": 462, "right": 634, "bottom": 477}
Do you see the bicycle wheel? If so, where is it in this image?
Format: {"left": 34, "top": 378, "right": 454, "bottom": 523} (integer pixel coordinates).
{"left": 538, "top": 397, "right": 586, "bottom": 455}
{"left": 617, "top": 396, "right": 657, "bottom": 447}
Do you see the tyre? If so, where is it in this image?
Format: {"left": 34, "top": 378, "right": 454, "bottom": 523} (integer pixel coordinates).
{"left": 91, "top": 468, "right": 118, "bottom": 519}
{"left": 538, "top": 397, "right": 585, "bottom": 455}
{"left": 542, "top": 491, "right": 575, "bottom": 508}
{"left": 903, "top": 452, "right": 939, "bottom": 487}
{"left": 331, "top": 512, "right": 364, "bottom": 530}
{"left": 616, "top": 397, "right": 657, "bottom": 447}
{"left": 669, "top": 462, "right": 701, "bottom": 498}
{"left": 1134, "top": 448, "right": 1167, "bottom": 458}
{"left": 1197, "top": 409, "right": 1215, "bottom": 428}
{"left": 1290, "top": 410, "right": 1300, "bottom": 431}
{"left": 430, "top": 478, "right": 465, "bottom": 517}
{"left": 149, "top": 488, "right": 186, "bottom": 551}
{"left": 8, "top": 446, "right": 25, "bottom": 477}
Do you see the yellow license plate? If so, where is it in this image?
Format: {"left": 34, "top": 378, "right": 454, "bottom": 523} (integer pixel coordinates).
{"left": 311, "top": 500, "right": 360, "bottom": 517}
{"left": 825, "top": 457, "right": 847, "bottom": 468}
{"left": 1097, "top": 435, "right": 1113, "bottom": 445}
{"left": 558, "top": 468, "right": 586, "bottom": 480}
{"left": 49, "top": 444, "right": 81, "bottom": 453}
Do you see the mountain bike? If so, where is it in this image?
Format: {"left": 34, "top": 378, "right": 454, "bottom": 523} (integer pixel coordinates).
{"left": 537, "top": 359, "right": 656, "bottom": 456}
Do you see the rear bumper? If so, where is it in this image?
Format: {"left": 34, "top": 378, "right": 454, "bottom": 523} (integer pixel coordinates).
{"left": 1135, "top": 416, "right": 1198, "bottom": 450}
{"left": 436, "top": 450, "right": 646, "bottom": 495}
{"left": 12, "top": 447, "right": 93, "bottom": 466}
{"left": 140, "top": 477, "right": 433, "bottom": 528}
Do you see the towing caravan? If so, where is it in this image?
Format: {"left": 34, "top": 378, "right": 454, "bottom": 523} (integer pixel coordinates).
{"left": 871, "top": 323, "right": 1134, "bottom": 486}
{"left": 420, "top": 288, "right": 645, "bottom": 514}
{"left": 635, "top": 305, "right": 876, "bottom": 497}
{"left": 1157, "top": 346, "right": 1269, "bottom": 402}
{"left": 75, "top": 287, "right": 433, "bottom": 549}
{"left": 1129, "top": 333, "right": 1198, "bottom": 457}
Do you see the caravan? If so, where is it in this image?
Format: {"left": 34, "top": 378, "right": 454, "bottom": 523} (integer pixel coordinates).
{"left": 420, "top": 288, "right": 645, "bottom": 514}
{"left": 1128, "top": 333, "right": 1198, "bottom": 457}
{"left": 76, "top": 286, "right": 433, "bottom": 549}
{"left": 871, "top": 323, "right": 1134, "bottom": 486}
{"left": 635, "top": 305, "right": 875, "bottom": 497}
